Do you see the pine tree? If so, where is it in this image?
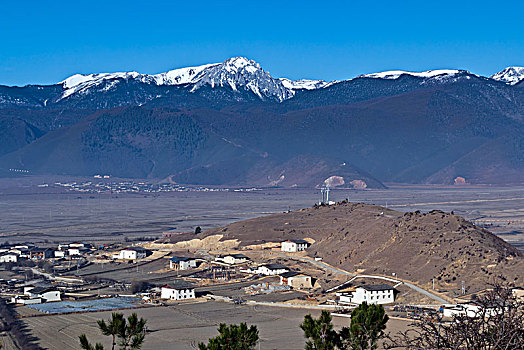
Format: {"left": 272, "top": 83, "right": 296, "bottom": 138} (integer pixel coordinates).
{"left": 198, "top": 323, "right": 259, "bottom": 350}
{"left": 339, "top": 302, "right": 388, "bottom": 350}
{"left": 300, "top": 310, "right": 340, "bottom": 350}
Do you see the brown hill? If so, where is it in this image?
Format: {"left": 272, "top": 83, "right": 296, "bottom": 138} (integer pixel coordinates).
{"left": 200, "top": 201, "right": 523, "bottom": 295}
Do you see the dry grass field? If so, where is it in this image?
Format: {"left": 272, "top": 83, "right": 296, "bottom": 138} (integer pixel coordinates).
{"left": 19, "top": 300, "right": 411, "bottom": 350}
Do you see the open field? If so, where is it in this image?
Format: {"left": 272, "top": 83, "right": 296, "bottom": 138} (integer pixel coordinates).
{"left": 0, "top": 177, "right": 523, "bottom": 250}
{"left": 19, "top": 300, "right": 411, "bottom": 350}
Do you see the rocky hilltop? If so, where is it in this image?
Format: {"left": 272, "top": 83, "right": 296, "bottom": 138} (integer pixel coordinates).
{"left": 200, "top": 201, "right": 523, "bottom": 295}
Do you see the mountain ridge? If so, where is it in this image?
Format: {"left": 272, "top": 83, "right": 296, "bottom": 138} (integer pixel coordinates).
{"left": 0, "top": 58, "right": 523, "bottom": 186}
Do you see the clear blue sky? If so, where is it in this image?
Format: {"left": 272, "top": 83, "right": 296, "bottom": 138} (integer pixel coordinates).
{"left": 1, "top": 0, "right": 523, "bottom": 86}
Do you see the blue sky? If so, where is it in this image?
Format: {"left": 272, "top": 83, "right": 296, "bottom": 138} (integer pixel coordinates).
{"left": 1, "top": 0, "right": 523, "bottom": 86}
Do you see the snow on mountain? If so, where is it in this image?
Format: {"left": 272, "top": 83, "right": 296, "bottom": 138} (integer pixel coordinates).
{"left": 152, "top": 63, "right": 219, "bottom": 85}
{"left": 59, "top": 57, "right": 304, "bottom": 102}
{"left": 490, "top": 67, "right": 524, "bottom": 85}
{"left": 359, "top": 69, "right": 463, "bottom": 80}
{"left": 60, "top": 72, "right": 151, "bottom": 99}
{"left": 279, "top": 78, "right": 329, "bottom": 90}
{"left": 190, "top": 57, "right": 293, "bottom": 101}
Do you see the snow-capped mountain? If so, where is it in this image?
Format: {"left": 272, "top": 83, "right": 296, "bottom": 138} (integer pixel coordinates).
{"left": 189, "top": 57, "right": 293, "bottom": 101}
{"left": 279, "top": 78, "right": 329, "bottom": 90}
{"left": 490, "top": 67, "right": 524, "bottom": 85}
{"left": 358, "top": 69, "right": 464, "bottom": 80}
{"left": 60, "top": 57, "right": 300, "bottom": 102}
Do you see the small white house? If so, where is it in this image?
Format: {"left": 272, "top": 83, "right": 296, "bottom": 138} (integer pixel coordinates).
{"left": 281, "top": 239, "right": 310, "bottom": 252}
{"left": 68, "top": 248, "right": 81, "bottom": 256}
{"left": 337, "top": 285, "right": 395, "bottom": 305}
{"left": 0, "top": 253, "right": 18, "bottom": 263}
{"left": 256, "top": 263, "right": 289, "bottom": 276}
{"left": 113, "top": 247, "right": 148, "bottom": 260}
{"left": 169, "top": 257, "right": 197, "bottom": 270}
{"left": 160, "top": 282, "right": 195, "bottom": 300}
{"left": 24, "top": 286, "right": 61, "bottom": 302}
{"left": 279, "top": 271, "right": 313, "bottom": 289}
{"left": 441, "top": 303, "right": 501, "bottom": 318}
{"left": 215, "top": 254, "right": 249, "bottom": 265}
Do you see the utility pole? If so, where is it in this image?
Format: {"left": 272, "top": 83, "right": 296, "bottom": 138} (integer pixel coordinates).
{"left": 461, "top": 280, "right": 465, "bottom": 295}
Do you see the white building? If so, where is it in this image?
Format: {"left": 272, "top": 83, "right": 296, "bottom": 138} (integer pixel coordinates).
{"left": 279, "top": 271, "right": 313, "bottom": 289}
{"left": 54, "top": 250, "right": 66, "bottom": 258}
{"left": 24, "top": 286, "right": 61, "bottom": 302}
{"left": 281, "top": 239, "right": 310, "bottom": 252}
{"left": 169, "top": 257, "right": 197, "bottom": 270}
{"left": 160, "top": 282, "right": 195, "bottom": 300}
{"left": 68, "top": 248, "right": 81, "bottom": 256}
{"left": 337, "top": 285, "right": 395, "bottom": 305}
{"left": 215, "top": 254, "right": 249, "bottom": 265}
{"left": 113, "top": 247, "right": 148, "bottom": 260}
{"left": 255, "top": 263, "right": 289, "bottom": 276}
{"left": 441, "top": 303, "right": 501, "bottom": 318}
{"left": 0, "top": 253, "right": 18, "bottom": 263}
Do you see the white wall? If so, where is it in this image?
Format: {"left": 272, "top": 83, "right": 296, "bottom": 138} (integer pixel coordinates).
{"left": 281, "top": 241, "right": 297, "bottom": 252}
{"left": 339, "top": 287, "right": 395, "bottom": 304}
{"left": 0, "top": 254, "right": 17, "bottom": 263}
{"left": 161, "top": 287, "right": 195, "bottom": 300}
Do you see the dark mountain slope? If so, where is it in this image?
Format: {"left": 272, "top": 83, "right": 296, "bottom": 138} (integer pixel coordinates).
{"left": 0, "top": 66, "right": 523, "bottom": 185}
{"left": 0, "top": 107, "right": 246, "bottom": 178}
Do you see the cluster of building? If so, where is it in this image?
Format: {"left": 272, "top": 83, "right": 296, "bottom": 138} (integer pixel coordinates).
{"left": 0, "top": 242, "right": 95, "bottom": 263}
{"left": 51, "top": 181, "right": 259, "bottom": 194}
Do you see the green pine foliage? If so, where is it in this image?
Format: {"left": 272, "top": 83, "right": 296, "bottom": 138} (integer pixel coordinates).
{"left": 300, "top": 304, "right": 388, "bottom": 350}
{"left": 198, "top": 323, "right": 259, "bottom": 350}
{"left": 300, "top": 310, "right": 341, "bottom": 350}
{"left": 340, "top": 302, "right": 389, "bottom": 350}
{"left": 79, "top": 312, "right": 147, "bottom": 350}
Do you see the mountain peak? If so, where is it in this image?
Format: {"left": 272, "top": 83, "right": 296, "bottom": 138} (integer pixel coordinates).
{"left": 490, "top": 67, "right": 524, "bottom": 85}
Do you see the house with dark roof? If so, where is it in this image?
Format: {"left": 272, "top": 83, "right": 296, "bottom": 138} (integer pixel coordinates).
{"left": 113, "top": 247, "right": 151, "bottom": 260}
{"left": 281, "top": 239, "right": 310, "bottom": 252}
{"left": 337, "top": 284, "right": 396, "bottom": 305}
{"left": 24, "top": 286, "right": 61, "bottom": 302}
{"left": 215, "top": 253, "right": 249, "bottom": 265}
{"left": 255, "top": 263, "right": 289, "bottom": 275}
{"left": 279, "top": 271, "right": 313, "bottom": 289}
{"left": 160, "top": 280, "right": 195, "bottom": 300}
{"left": 29, "top": 248, "right": 54, "bottom": 260}
{"left": 169, "top": 256, "right": 197, "bottom": 270}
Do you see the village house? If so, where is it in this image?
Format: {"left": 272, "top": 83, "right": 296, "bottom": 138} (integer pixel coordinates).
{"left": 113, "top": 247, "right": 150, "bottom": 260}
{"left": 255, "top": 263, "right": 289, "bottom": 276}
{"left": 337, "top": 284, "right": 396, "bottom": 305}
{"left": 169, "top": 256, "right": 198, "bottom": 270}
{"left": 160, "top": 281, "right": 195, "bottom": 300}
{"left": 54, "top": 250, "right": 66, "bottom": 258}
{"left": 9, "top": 247, "right": 31, "bottom": 259}
{"left": 279, "top": 271, "right": 313, "bottom": 289}
{"left": 24, "top": 286, "right": 61, "bottom": 302}
{"left": 281, "top": 239, "right": 310, "bottom": 252}
{"left": 29, "top": 248, "right": 54, "bottom": 260}
{"left": 0, "top": 253, "right": 18, "bottom": 263}
{"left": 215, "top": 253, "right": 250, "bottom": 265}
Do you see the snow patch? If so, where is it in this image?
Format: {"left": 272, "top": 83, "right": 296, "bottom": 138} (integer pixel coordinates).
{"left": 490, "top": 67, "right": 524, "bottom": 85}
{"left": 359, "top": 69, "right": 463, "bottom": 80}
